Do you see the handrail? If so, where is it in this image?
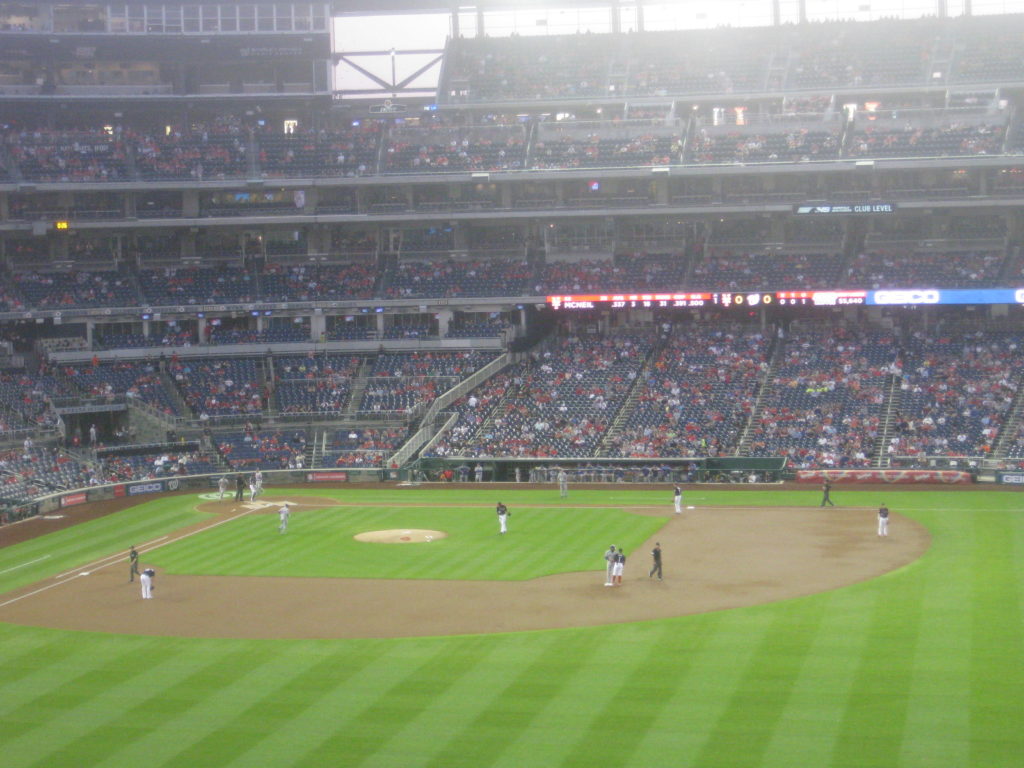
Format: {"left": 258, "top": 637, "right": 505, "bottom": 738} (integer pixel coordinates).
{"left": 388, "top": 352, "right": 510, "bottom": 467}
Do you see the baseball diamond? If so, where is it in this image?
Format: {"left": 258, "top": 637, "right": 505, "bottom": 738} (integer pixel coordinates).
{"left": 1, "top": 484, "right": 1022, "bottom": 768}
{"left": 3, "top": 3, "right": 1024, "bottom": 766}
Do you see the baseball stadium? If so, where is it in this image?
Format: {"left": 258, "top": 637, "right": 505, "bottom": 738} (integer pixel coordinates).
{"left": 0, "top": 1, "right": 1022, "bottom": 766}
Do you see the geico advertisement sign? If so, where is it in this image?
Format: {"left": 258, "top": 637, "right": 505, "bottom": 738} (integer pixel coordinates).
{"left": 128, "top": 482, "right": 164, "bottom": 496}
{"left": 999, "top": 473, "right": 1024, "bottom": 484}
{"left": 873, "top": 289, "right": 941, "bottom": 305}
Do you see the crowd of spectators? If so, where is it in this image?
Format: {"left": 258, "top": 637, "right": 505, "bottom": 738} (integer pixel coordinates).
{"left": 747, "top": 327, "right": 892, "bottom": 468}
{"left": 449, "top": 333, "right": 652, "bottom": 458}
{"left": 691, "top": 249, "right": 840, "bottom": 291}
{"left": 324, "top": 427, "right": 405, "bottom": 468}
{"left": 844, "top": 248, "right": 1005, "bottom": 289}
{"left": 605, "top": 323, "right": 769, "bottom": 458}
{"left": 170, "top": 357, "right": 265, "bottom": 418}
{"left": 887, "top": 329, "right": 1022, "bottom": 459}
{"left": 217, "top": 428, "right": 306, "bottom": 470}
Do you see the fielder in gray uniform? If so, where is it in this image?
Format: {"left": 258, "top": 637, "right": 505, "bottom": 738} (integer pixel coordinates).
{"left": 604, "top": 545, "right": 617, "bottom": 586}
{"left": 278, "top": 503, "right": 291, "bottom": 534}
{"left": 558, "top": 469, "right": 568, "bottom": 498}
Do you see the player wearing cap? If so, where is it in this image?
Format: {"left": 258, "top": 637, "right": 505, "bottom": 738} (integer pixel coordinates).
{"left": 673, "top": 485, "right": 683, "bottom": 514}
{"left": 217, "top": 475, "right": 229, "bottom": 501}
{"left": 140, "top": 567, "right": 155, "bottom": 599}
{"left": 612, "top": 548, "right": 626, "bottom": 586}
{"left": 604, "top": 545, "right": 616, "bottom": 586}
{"left": 278, "top": 503, "right": 291, "bottom": 534}
{"left": 496, "top": 502, "right": 509, "bottom": 534}
{"left": 878, "top": 503, "right": 889, "bottom": 537}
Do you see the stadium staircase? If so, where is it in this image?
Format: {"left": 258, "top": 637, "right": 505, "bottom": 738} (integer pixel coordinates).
{"left": 158, "top": 369, "right": 191, "bottom": 419}
{"left": 596, "top": 341, "right": 661, "bottom": 456}
{"left": 0, "top": 143, "right": 22, "bottom": 183}
{"left": 259, "top": 357, "right": 275, "bottom": 416}
{"left": 764, "top": 49, "right": 791, "bottom": 92}
{"left": 988, "top": 379, "right": 1024, "bottom": 462}
{"left": 870, "top": 372, "right": 904, "bottom": 468}
{"left": 734, "top": 333, "right": 784, "bottom": 456}
{"left": 342, "top": 358, "right": 374, "bottom": 418}
{"left": 309, "top": 429, "right": 325, "bottom": 468}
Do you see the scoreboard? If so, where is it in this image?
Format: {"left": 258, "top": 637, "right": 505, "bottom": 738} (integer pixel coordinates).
{"left": 548, "top": 290, "right": 867, "bottom": 310}
{"left": 548, "top": 288, "right": 1024, "bottom": 310}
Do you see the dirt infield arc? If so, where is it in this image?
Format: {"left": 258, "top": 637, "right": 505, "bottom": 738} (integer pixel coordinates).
{"left": 0, "top": 496, "right": 930, "bottom": 639}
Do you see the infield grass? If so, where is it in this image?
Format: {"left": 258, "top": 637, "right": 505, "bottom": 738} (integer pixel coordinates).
{"left": 0, "top": 485, "right": 1021, "bottom": 768}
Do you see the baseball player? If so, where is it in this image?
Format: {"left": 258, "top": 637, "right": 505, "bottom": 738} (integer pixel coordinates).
{"left": 278, "top": 503, "right": 291, "bottom": 534}
{"left": 820, "top": 478, "right": 835, "bottom": 507}
{"left": 140, "top": 567, "right": 155, "bottom": 599}
{"left": 249, "top": 473, "right": 259, "bottom": 502}
{"left": 128, "top": 545, "right": 139, "bottom": 582}
{"left": 254, "top": 469, "right": 264, "bottom": 496}
{"left": 217, "top": 475, "right": 229, "bottom": 501}
{"left": 878, "top": 503, "right": 889, "bottom": 537}
{"left": 604, "top": 545, "right": 616, "bottom": 586}
{"left": 496, "top": 502, "right": 509, "bottom": 534}
{"left": 673, "top": 484, "right": 682, "bottom": 514}
{"left": 612, "top": 548, "right": 626, "bottom": 586}
{"left": 557, "top": 468, "right": 568, "bottom": 498}
{"left": 649, "top": 542, "right": 662, "bottom": 581}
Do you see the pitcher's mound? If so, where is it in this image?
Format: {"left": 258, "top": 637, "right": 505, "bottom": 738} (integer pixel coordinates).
{"left": 354, "top": 529, "right": 447, "bottom": 544}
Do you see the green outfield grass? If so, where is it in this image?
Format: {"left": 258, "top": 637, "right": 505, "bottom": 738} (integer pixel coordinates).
{"left": 1, "top": 485, "right": 1022, "bottom": 768}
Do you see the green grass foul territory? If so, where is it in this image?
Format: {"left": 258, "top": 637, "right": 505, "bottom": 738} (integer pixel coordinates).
{"left": 0, "top": 486, "right": 1021, "bottom": 768}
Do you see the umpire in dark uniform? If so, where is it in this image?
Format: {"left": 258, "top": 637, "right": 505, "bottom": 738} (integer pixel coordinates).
{"left": 649, "top": 542, "right": 662, "bottom": 581}
{"left": 820, "top": 478, "right": 835, "bottom": 507}
{"left": 128, "top": 545, "right": 139, "bottom": 582}
{"left": 235, "top": 474, "right": 246, "bottom": 502}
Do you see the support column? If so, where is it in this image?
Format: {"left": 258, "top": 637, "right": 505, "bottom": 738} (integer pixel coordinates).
{"left": 436, "top": 309, "right": 452, "bottom": 337}
{"left": 311, "top": 311, "right": 326, "bottom": 342}
{"left": 197, "top": 318, "right": 207, "bottom": 343}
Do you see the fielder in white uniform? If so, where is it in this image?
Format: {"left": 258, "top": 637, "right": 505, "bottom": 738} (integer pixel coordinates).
{"left": 140, "top": 567, "right": 155, "bottom": 599}
{"left": 278, "top": 503, "right": 291, "bottom": 533}
{"left": 612, "top": 548, "right": 626, "bottom": 586}
{"left": 255, "top": 469, "right": 264, "bottom": 494}
{"left": 557, "top": 469, "right": 568, "bottom": 498}
{"left": 217, "top": 475, "right": 229, "bottom": 500}
{"left": 673, "top": 484, "right": 682, "bottom": 514}
{"left": 878, "top": 503, "right": 889, "bottom": 537}
{"left": 604, "top": 545, "right": 616, "bottom": 586}
{"left": 496, "top": 502, "right": 509, "bottom": 534}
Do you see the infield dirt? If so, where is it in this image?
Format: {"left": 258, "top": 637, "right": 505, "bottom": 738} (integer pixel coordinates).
{"left": 0, "top": 494, "right": 929, "bottom": 639}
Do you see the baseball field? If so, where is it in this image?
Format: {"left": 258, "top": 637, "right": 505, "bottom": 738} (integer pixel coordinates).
{"left": 0, "top": 484, "right": 1020, "bottom": 767}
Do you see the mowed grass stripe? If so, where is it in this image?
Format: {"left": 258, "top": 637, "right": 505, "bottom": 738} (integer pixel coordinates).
{"left": 281, "top": 637, "right": 492, "bottom": 767}
{"left": 756, "top": 590, "right": 880, "bottom": 767}
{"left": 691, "top": 601, "right": 825, "bottom": 767}
{"left": 551, "top": 612, "right": 776, "bottom": 768}
{"left": 327, "top": 639, "right": 513, "bottom": 768}
{"left": 0, "top": 626, "right": 93, "bottom": 693}
{"left": 0, "top": 498, "right": 210, "bottom": 593}
{"left": 3, "top": 637, "right": 185, "bottom": 768}
{"left": 831, "top": 553, "right": 927, "bottom": 767}
{"left": 220, "top": 640, "right": 397, "bottom": 768}
{"left": 140, "top": 643, "right": 383, "bottom": 768}
{"left": 61, "top": 644, "right": 282, "bottom": 768}
{"left": 897, "top": 510, "right": 971, "bottom": 767}
{"left": 625, "top": 610, "right": 782, "bottom": 767}
{"left": 555, "top": 621, "right": 715, "bottom": 768}
{"left": 412, "top": 631, "right": 606, "bottom": 768}
{"left": 297, "top": 636, "right": 495, "bottom": 766}
{"left": 970, "top": 510, "right": 1024, "bottom": 767}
